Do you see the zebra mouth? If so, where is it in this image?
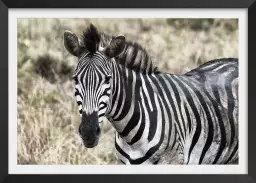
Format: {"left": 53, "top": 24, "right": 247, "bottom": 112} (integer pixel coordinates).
{"left": 82, "top": 137, "right": 99, "bottom": 148}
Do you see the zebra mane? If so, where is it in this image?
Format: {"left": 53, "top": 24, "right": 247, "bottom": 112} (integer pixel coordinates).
{"left": 81, "top": 24, "right": 158, "bottom": 74}
{"left": 82, "top": 24, "right": 101, "bottom": 54}
{"left": 100, "top": 32, "right": 158, "bottom": 74}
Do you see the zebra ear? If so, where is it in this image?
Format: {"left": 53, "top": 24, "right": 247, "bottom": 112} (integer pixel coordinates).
{"left": 104, "top": 35, "right": 126, "bottom": 58}
{"left": 64, "top": 30, "right": 84, "bottom": 57}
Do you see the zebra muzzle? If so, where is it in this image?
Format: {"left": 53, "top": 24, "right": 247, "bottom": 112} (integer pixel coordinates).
{"left": 79, "top": 111, "right": 101, "bottom": 148}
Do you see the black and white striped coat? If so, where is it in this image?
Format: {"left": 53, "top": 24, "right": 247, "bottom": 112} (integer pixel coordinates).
{"left": 64, "top": 24, "right": 238, "bottom": 165}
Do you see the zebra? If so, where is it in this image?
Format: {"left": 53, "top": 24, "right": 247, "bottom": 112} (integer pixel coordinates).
{"left": 63, "top": 24, "right": 238, "bottom": 165}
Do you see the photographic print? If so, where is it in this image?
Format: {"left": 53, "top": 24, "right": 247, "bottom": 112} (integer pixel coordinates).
{"left": 17, "top": 18, "right": 239, "bottom": 166}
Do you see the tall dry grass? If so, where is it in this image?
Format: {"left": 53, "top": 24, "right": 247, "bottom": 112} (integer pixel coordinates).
{"left": 18, "top": 18, "right": 238, "bottom": 164}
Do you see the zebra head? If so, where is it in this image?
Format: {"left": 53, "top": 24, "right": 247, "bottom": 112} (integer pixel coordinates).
{"left": 64, "top": 24, "right": 126, "bottom": 148}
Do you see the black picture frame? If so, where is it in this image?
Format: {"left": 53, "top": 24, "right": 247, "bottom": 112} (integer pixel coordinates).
{"left": 0, "top": 0, "right": 254, "bottom": 182}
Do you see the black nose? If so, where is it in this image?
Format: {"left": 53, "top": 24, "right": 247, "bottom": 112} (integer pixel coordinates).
{"left": 79, "top": 111, "right": 101, "bottom": 138}
{"left": 79, "top": 123, "right": 101, "bottom": 137}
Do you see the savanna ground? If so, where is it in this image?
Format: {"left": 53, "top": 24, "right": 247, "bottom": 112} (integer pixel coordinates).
{"left": 18, "top": 18, "right": 238, "bottom": 164}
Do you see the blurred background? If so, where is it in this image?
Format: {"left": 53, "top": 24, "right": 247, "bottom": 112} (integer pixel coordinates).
{"left": 18, "top": 18, "right": 238, "bottom": 165}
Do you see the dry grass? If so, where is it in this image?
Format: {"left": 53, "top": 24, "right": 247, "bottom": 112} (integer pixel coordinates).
{"left": 18, "top": 18, "right": 238, "bottom": 164}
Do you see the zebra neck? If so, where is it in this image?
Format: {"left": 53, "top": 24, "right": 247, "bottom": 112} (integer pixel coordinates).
{"left": 106, "top": 63, "right": 145, "bottom": 139}
{"left": 107, "top": 63, "right": 192, "bottom": 144}
{"left": 106, "top": 63, "right": 138, "bottom": 126}
{"left": 107, "top": 63, "right": 173, "bottom": 142}
{"left": 105, "top": 64, "right": 183, "bottom": 164}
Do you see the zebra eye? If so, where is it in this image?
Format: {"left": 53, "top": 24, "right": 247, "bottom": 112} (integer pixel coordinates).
{"left": 104, "top": 76, "right": 111, "bottom": 84}
{"left": 72, "top": 75, "right": 78, "bottom": 83}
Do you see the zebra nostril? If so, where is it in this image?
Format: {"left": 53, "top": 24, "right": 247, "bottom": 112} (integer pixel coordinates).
{"left": 96, "top": 126, "right": 101, "bottom": 135}
{"left": 79, "top": 125, "right": 86, "bottom": 135}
